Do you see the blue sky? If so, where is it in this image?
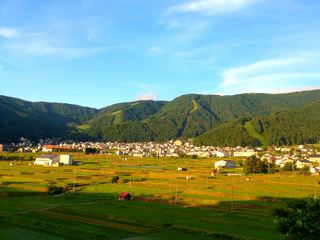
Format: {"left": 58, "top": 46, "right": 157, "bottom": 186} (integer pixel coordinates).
{"left": 0, "top": 0, "right": 320, "bottom": 108}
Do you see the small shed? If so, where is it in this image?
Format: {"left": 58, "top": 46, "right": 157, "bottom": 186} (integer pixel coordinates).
{"left": 177, "top": 167, "right": 187, "bottom": 171}
{"left": 119, "top": 192, "right": 131, "bottom": 201}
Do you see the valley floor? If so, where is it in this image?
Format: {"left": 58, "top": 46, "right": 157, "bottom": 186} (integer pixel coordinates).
{"left": 0, "top": 154, "right": 319, "bottom": 240}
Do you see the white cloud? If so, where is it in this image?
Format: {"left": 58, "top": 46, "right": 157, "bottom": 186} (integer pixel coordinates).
{"left": 168, "top": 0, "right": 257, "bottom": 15}
{"left": 149, "top": 46, "right": 165, "bottom": 55}
{"left": 166, "top": 19, "right": 181, "bottom": 29}
{"left": 4, "top": 41, "right": 109, "bottom": 59}
{"left": 0, "top": 27, "right": 18, "bottom": 38}
{"left": 219, "top": 56, "right": 320, "bottom": 94}
{"left": 222, "top": 57, "right": 305, "bottom": 86}
{"left": 160, "top": 0, "right": 261, "bottom": 50}
{"left": 177, "top": 20, "right": 211, "bottom": 42}
{"left": 136, "top": 93, "right": 156, "bottom": 101}
{"left": 133, "top": 82, "right": 158, "bottom": 101}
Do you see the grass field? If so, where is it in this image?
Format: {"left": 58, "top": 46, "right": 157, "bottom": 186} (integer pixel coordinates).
{"left": 244, "top": 122, "right": 268, "bottom": 146}
{"left": 0, "top": 153, "right": 319, "bottom": 239}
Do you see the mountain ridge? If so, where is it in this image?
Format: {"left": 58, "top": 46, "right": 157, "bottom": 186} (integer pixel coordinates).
{"left": 1, "top": 90, "right": 320, "bottom": 146}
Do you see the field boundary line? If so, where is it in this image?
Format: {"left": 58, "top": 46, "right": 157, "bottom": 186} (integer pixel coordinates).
{"left": 0, "top": 200, "right": 110, "bottom": 218}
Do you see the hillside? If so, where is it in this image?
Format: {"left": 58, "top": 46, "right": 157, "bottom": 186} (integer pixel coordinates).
{"left": 1, "top": 90, "right": 320, "bottom": 145}
{"left": 0, "top": 96, "right": 98, "bottom": 143}
{"left": 78, "top": 100, "right": 167, "bottom": 142}
{"left": 146, "top": 90, "right": 320, "bottom": 140}
{"left": 194, "top": 101, "right": 320, "bottom": 147}
{"left": 91, "top": 100, "right": 167, "bottom": 125}
{"left": 250, "top": 101, "right": 320, "bottom": 146}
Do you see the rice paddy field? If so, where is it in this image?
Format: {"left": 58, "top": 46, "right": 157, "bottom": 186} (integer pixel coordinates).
{"left": 0, "top": 153, "right": 319, "bottom": 240}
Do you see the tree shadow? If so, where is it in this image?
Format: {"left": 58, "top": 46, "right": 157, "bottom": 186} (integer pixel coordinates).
{"left": 0, "top": 185, "right": 300, "bottom": 240}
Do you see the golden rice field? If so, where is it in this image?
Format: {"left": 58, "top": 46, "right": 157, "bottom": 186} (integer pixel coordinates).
{"left": 0, "top": 153, "right": 319, "bottom": 240}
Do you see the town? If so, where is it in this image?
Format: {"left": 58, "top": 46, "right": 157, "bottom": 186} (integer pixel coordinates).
{"left": 1, "top": 137, "right": 320, "bottom": 174}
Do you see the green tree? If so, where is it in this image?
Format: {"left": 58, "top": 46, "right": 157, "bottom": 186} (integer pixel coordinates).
{"left": 243, "top": 156, "right": 268, "bottom": 174}
{"left": 85, "top": 148, "right": 99, "bottom": 154}
{"left": 300, "top": 166, "right": 311, "bottom": 176}
{"left": 283, "top": 162, "right": 296, "bottom": 172}
{"left": 273, "top": 198, "right": 320, "bottom": 240}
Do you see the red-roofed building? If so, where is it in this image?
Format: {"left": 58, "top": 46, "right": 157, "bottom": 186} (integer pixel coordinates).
{"left": 118, "top": 192, "right": 131, "bottom": 201}
{"left": 42, "top": 145, "right": 73, "bottom": 153}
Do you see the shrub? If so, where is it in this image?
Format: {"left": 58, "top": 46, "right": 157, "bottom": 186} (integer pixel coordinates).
{"left": 300, "top": 166, "right": 311, "bottom": 176}
{"left": 273, "top": 198, "right": 320, "bottom": 240}
{"left": 47, "top": 185, "right": 65, "bottom": 195}
{"left": 111, "top": 176, "right": 120, "bottom": 183}
{"left": 283, "top": 163, "right": 294, "bottom": 172}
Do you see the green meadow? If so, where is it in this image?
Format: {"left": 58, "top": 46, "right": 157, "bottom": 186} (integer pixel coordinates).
{"left": 0, "top": 153, "right": 319, "bottom": 240}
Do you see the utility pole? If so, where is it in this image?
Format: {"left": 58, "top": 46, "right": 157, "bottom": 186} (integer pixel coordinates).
{"left": 231, "top": 184, "right": 234, "bottom": 211}
{"left": 175, "top": 181, "right": 178, "bottom": 205}
{"left": 292, "top": 161, "right": 296, "bottom": 176}
{"left": 231, "top": 177, "right": 235, "bottom": 211}
{"left": 206, "top": 168, "right": 209, "bottom": 189}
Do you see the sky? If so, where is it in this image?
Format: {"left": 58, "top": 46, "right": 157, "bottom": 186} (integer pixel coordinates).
{"left": 0, "top": 0, "right": 320, "bottom": 108}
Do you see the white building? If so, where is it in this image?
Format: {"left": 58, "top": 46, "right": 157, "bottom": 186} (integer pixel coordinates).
{"left": 132, "top": 153, "right": 143, "bottom": 158}
{"left": 216, "top": 151, "right": 230, "bottom": 157}
{"left": 59, "top": 155, "right": 73, "bottom": 165}
{"left": 308, "top": 155, "right": 320, "bottom": 163}
{"left": 295, "top": 159, "right": 311, "bottom": 169}
{"left": 34, "top": 154, "right": 60, "bottom": 166}
{"left": 310, "top": 166, "right": 320, "bottom": 174}
{"left": 174, "top": 140, "right": 183, "bottom": 146}
{"left": 233, "top": 151, "right": 256, "bottom": 157}
{"left": 215, "top": 160, "right": 237, "bottom": 169}
{"left": 34, "top": 154, "right": 73, "bottom": 167}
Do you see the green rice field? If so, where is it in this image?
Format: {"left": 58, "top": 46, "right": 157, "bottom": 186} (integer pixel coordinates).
{"left": 0, "top": 153, "right": 319, "bottom": 239}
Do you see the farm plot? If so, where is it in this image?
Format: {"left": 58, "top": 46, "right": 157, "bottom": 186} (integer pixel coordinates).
{"left": 0, "top": 154, "right": 319, "bottom": 239}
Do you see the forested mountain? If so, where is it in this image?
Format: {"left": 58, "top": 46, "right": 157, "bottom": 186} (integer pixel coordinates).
{"left": 79, "top": 100, "right": 167, "bottom": 142}
{"left": 1, "top": 90, "right": 320, "bottom": 146}
{"left": 194, "top": 101, "right": 320, "bottom": 147}
{"left": 145, "top": 91, "right": 320, "bottom": 140}
{"left": 0, "top": 96, "right": 98, "bottom": 143}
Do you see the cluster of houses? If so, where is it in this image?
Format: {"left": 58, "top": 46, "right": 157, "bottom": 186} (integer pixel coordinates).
{"left": 0, "top": 139, "right": 259, "bottom": 158}
{"left": 109, "top": 141, "right": 258, "bottom": 158}
{"left": 2, "top": 138, "right": 320, "bottom": 173}
{"left": 262, "top": 151, "right": 320, "bottom": 173}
